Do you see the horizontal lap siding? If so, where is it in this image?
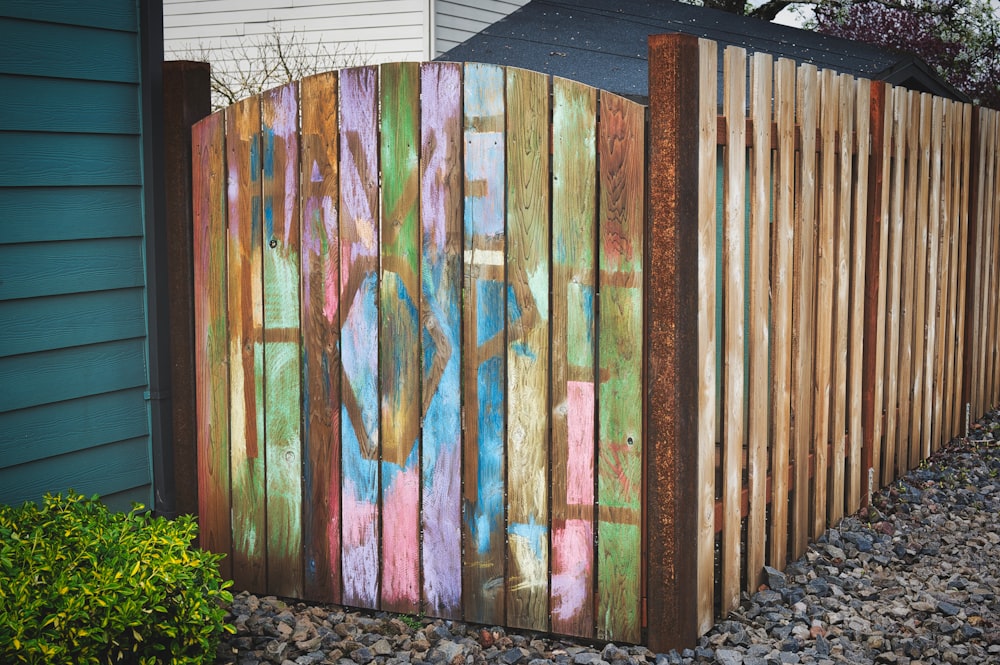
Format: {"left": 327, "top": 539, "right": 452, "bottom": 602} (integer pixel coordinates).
{"left": 0, "top": 1, "right": 151, "bottom": 508}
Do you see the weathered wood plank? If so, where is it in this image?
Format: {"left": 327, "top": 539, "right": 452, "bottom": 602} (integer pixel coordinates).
{"left": 419, "top": 61, "right": 464, "bottom": 619}
{"left": 924, "top": 95, "right": 943, "bottom": 459}
{"left": 300, "top": 71, "right": 342, "bottom": 603}
{"left": 505, "top": 66, "right": 551, "bottom": 633}
{"left": 597, "top": 90, "right": 644, "bottom": 643}
{"left": 262, "top": 82, "right": 303, "bottom": 598}
{"left": 379, "top": 61, "right": 422, "bottom": 614}
{"left": 550, "top": 76, "right": 597, "bottom": 639}
{"left": 461, "top": 62, "right": 507, "bottom": 626}
{"left": 746, "top": 52, "right": 771, "bottom": 593}
{"left": 791, "top": 63, "right": 818, "bottom": 558}
{"left": 908, "top": 93, "right": 931, "bottom": 471}
{"left": 721, "top": 45, "right": 746, "bottom": 614}
{"left": 696, "top": 39, "right": 719, "bottom": 636}
{"left": 769, "top": 56, "right": 795, "bottom": 571}
{"left": 227, "top": 94, "right": 266, "bottom": 593}
{"left": 339, "top": 67, "right": 382, "bottom": 610}
{"left": 952, "top": 104, "right": 972, "bottom": 436}
{"left": 192, "top": 110, "right": 231, "bottom": 578}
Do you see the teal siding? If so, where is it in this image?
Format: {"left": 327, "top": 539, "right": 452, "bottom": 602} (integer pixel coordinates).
{"left": 0, "top": 0, "right": 152, "bottom": 509}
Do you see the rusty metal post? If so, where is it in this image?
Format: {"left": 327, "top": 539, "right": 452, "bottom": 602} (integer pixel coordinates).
{"left": 163, "top": 60, "right": 211, "bottom": 517}
{"left": 645, "top": 33, "right": 700, "bottom": 653}
{"left": 861, "top": 81, "right": 887, "bottom": 507}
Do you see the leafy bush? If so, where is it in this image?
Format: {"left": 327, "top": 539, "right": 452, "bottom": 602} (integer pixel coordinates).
{"left": 0, "top": 491, "right": 233, "bottom": 664}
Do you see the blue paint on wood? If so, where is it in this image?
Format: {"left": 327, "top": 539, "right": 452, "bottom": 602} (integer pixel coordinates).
{"left": 341, "top": 272, "right": 381, "bottom": 451}
{"left": 0, "top": 17, "right": 139, "bottom": 83}
{"left": 0, "top": 133, "right": 141, "bottom": 187}
{"left": 0, "top": 238, "right": 144, "bottom": 300}
{"left": 473, "top": 353, "right": 505, "bottom": 554}
{"left": 0, "top": 75, "right": 139, "bottom": 134}
{"left": 477, "top": 280, "right": 506, "bottom": 345}
{"left": 0, "top": 187, "right": 142, "bottom": 245}
{"left": 509, "top": 518, "right": 548, "bottom": 559}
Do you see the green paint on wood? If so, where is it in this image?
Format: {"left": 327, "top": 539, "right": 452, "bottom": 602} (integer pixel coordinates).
{"left": 597, "top": 521, "right": 641, "bottom": 642}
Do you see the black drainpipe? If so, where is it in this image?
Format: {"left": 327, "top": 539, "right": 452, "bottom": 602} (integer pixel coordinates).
{"left": 140, "top": 0, "right": 177, "bottom": 518}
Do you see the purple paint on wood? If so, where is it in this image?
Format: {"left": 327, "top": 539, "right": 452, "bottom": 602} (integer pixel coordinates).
{"left": 342, "top": 478, "right": 379, "bottom": 604}
{"left": 420, "top": 62, "right": 463, "bottom": 617}
{"left": 552, "top": 519, "right": 593, "bottom": 622}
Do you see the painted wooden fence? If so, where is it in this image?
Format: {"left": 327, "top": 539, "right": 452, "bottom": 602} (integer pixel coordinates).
{"left": 194, "top": 36, "right": 1000, "bottom": 652}
{"left": 193, "top": 61, "right": 645, "bottom": 643}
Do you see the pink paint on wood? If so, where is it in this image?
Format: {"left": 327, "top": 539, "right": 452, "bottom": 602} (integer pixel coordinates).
{"left": 566, "top": 380, "right": 595, "bottom": 505}
{"left": 341, "top": 480, "right": 379, "bottom": 606}
{"left": 381, "top": 465, "right": 421, "bottom": 605}
{"left": 422, "top": 440, "right": 462, "bottom": 612}
{"left": 551, "top": 519, "right": 594, "bottom": 621}
{"left": 322, "top": 196, "right": 339, "bottom": 323}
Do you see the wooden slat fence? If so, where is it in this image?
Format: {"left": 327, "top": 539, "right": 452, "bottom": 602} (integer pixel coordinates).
{"left": 193, "top": 62, "right": 646, "bottom": 643}
{"left": 193, "top": 37, "right": 1000, "bottom": 651}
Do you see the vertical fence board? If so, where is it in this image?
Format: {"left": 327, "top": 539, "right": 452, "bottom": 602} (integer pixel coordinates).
{"left": 227, "top": 96, "right": 266, "bottom": 592}
{"left": 812, "top": 69, "right": 837, "bottom": 539}
{"left": 339, "top": 67, "right": 381, "bottom": 610}
{"left": 954, "top": 104, "right": 972, "bottom": 434}
{"left": 941, "top": 101, "right": 960, "bottom": 445}
{"left": 720, "top": 45, "right": 746, "bottom": 615}
{"left": 597, "top": 90, "right": 644, "bottom": 643}
{"left": 262, "top": 82, "right": 303, "bottom": 598}
{"left": 550, "top": 76, "right": 597, "bottom": 638}
{"left": 770, "top": 56, "right": 795, "bottom": 570}
{"left": 984, "top": 113, "right": 1000, "bottom": 410}
{"left": 301, "top": 71, "right": 342, "bottom": 603}
{"left": 379, "top": 61, "right": 422, "bottom": 614}
{"left": 847, "top": 80, "right": 870, "bottom": 514}
{"left": 193, "top": 111, "right": 232, "bottom": 578}
{"left": 882, "top": 87, "right": 905, "bottom": 485}
{"left": 505, "top": 66, "right": 551, "bottom": 632}
{"left": 462, "top": 62, "right": 507, "bottom": 626}
{"left": 696, "top": 39, "right": 719, "bottom": 636}
{"left": 419, "top": 61, "right": 464, "bottom": 619}
{"left": 791, "top": 63, "right": 818, "bottom": 558}
{"left": 924, "top": 95, "right": 943, "bottom": 459}
{"left": 908, "top": 94, "right": 931, "bottom": 471}
{"left": 746, "top": 52, "right": 771, "bottom": 593}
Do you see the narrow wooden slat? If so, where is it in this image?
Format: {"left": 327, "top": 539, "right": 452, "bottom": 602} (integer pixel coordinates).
{"left": 300, "top": 71, "right": 342, "bottom": 603}
{"left": 746, "top": 52, "right": 771, "bottom": 593}
{"left": 720, "top": 45, "right": 746, "bottom": 614}
{"left": 419, "top": 61, "right": 464, "bottom": 620}
{"left": 924, "top": 95, "right": 944, "bottom": 459}
{"left": 953, "top": 104, "right": 972, "bottom": 434}
{"left": 769, "top": 56, "right": 795, "bottom": 570}
{"left": 596, "top": 90, "right": 644, "bottom": 643}
{"left": 339, "top": 67, "right": 381, "bottom": 610}
{"left": 991, "top": 114, "right": 1000, "bottom": 408}
{"left": 227, "top": 94, "right": 266, "bottom": 593}
{"left": 379, "top": 61, "right": 422, "bottom": 614}
{"left": 192, "top": 111, "right": 231, "bottom": 578}
{"left": 550, "top": 76, "right": 597, "bottom": 638}
{"left": 696, "top": 38, "right": 719, "bottom": 635}
{"left": 908, "top": 94, "right": 931, "bottom": 471}
{"left": 828, "top": 73, "right": 853, "bottom": 525}
{"left": 941, "top": 101, "right": 961, "bottom": 444}
{"left": 847, "top": 80, "right": 870, "bottom": 514}
{"left": 262, "top": 82, "right": 303, "bottom": 598}
{"left": 791, "top": 63, "right": 818, "bottom": 557}
{"left": 504, "top": 66, "right": 551, "bottom": 632}
{"left": 985, "top": 113, "right": 1000, "bottom": 410}
{"left": 881, "top": 87, "right": 906, "bottom": 486}
{"left": 811, "top": 69, "right": 837, "bottom": 539}
{"left": 968, "top": 110, "right": 988, "bottom": 416}
{"left": 461, "top": 62, "right": 507, "bottom": 626}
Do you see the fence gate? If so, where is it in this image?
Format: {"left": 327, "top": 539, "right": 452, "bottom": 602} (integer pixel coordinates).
{"left": 192, "top": 62, "right": 647, "bottom": 643}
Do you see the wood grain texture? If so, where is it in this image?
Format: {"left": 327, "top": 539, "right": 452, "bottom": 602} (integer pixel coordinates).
{"left": 419, "top": 62, "right": 464, "bottom": 619}
{"left": 262, "top": 82, "right": 303, "bottom": 598}
{"left": 300, "top": 71, "right": 342, "bottom": 603}
{"left": 0, "top": 238, "right": 144, "bottom": 301}
{"left": 746, "top": 52, "right": 771, "bottom": 593}
{"left": 696, "top": 39, "right": 719, "bottom": 636}
{"left": 0, "top": 132, "right": 140, "bottom": 187}
{"left": 226, "top": 94, "right": 266, "bottom": 593}
{"left": 952, "top": 104, "right": 972, "bottom": 436}
{"left": 597, "top": 90, "right": 644, "bottom": 643}
{"left": 720, "top": 46, "right": 746, "bottom": 615}
{"left": 462, "top": 62, "right": 507, "bottom": 627}
{"left": 791, "top": 63, "right": 818, "bottom": 558}
{"left": 379, "top": 61, "right": 422, "bottom": 614}
{"left": 192, "top": 110, "right": 231, "bottom": 578}
{"left": 769, "top": 56, "right": 795, "bottom": 574}
{"left": 550, "top": 76, "right": 597, "bottom": 638}
{"left": 0, "top": 187, "right": 142, "bottom": 245}
{"left": 923, "top": 95, "right": 943, "bottom": 459}
{"left": 908, "top": 94, "right": 931, "bottom": 471}
{"left": 339, "top": 67, "right": 381, "bottom": 610}
{"left": 505, "top": 66, "right": 551, "bottom": 633}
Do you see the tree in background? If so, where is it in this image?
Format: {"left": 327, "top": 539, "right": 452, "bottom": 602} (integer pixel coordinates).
{"left": 175, "top": 24, "right": 370, "bottom": 110}
{"left": 813, "top": 0, "right": 1000, "bottom": 108}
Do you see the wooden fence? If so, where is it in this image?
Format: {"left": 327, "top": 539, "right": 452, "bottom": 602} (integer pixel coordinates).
{"left": 192, "top": 35, "right": 1000, "bottom": 651}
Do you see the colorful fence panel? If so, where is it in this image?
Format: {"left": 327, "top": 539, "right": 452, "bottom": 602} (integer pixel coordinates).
{"left": 192, "top": 62, "right": 646, "bottom": 643}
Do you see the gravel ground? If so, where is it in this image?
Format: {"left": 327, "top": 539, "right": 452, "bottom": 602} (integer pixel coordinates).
{"left": 215, "top": 411, "right": 1000, "bottom": 665}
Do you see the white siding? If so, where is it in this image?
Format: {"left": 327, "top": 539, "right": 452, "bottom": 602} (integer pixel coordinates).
{"left": 433, "top": 0, "right": 527, "bottom": 55}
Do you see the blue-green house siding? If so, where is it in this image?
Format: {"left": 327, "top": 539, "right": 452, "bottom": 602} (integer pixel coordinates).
{"left": 0, "top": 1, "right": 154, "bottom": 511}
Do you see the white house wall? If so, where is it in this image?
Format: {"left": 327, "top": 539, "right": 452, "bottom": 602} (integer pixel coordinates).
{"left": 434, "top": 0, "right": 527, "bottom": 55}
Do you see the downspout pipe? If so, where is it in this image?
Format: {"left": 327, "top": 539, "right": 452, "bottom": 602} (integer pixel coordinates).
{"left": 140, "top": 0, "right": 177, "bottom": 518}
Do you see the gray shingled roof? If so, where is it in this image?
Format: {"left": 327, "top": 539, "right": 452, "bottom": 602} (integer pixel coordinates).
{"left": 436, "top": 0, "right": 966, "bottom": 102}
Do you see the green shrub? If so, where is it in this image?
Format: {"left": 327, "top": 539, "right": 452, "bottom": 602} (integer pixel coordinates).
{"left": 0, "top": 491, "right": 233, "bottom": 664}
